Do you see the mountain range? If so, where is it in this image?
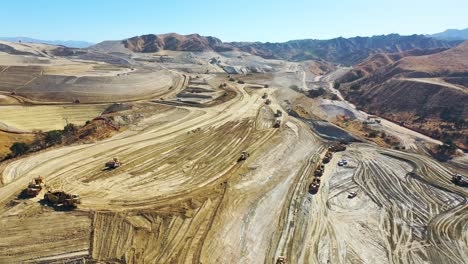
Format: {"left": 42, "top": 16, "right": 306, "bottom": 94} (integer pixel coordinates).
{"left": 0, "top": 37, "right": 94, "bottom": 48}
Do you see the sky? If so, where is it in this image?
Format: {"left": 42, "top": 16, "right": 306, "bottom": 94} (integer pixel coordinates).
{"left": 1, "top": 0, "right": 467, "bottom": 43}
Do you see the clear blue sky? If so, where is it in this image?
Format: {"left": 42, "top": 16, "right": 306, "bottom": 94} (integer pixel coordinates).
{"left": 1, "top": 0, "right": 467, "bottom": 43}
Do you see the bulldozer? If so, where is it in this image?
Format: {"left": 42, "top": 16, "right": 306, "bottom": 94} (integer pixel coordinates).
{"left": 105, "top": 157, "right": 121, "bottom": 169}
{"left": 238, "top": 151, "right": 250, "bottom": 162}
{"left": 309, "top": 178, "right": 321, "bottom": 194}
{"left": 452, "top": 174, "right": 468, "bottom": 187}
{"left": 314, "top": 164, "right": 324, "bottom": 177}
{"left": 24, "top": 176, "right": 45, "bottom": 197}
{"left": 276, "top": 256, "right": 287, "bottom": 264}
{"left": 44, "top": 191, "right": 81, "bottom": 208}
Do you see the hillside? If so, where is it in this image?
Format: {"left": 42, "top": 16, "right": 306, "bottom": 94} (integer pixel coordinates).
{"left": 428, "top": 28, "right": 468, "bottom": 41}
{"left": 338, "top": 41, "right": 468, "bottom": 149}
{"left": 118, "top": 33, "right": 457, "bottom": 65}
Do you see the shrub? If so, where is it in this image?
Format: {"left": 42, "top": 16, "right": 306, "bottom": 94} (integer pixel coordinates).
{"left": 350, "top": 84, "right": 361, "bottom": 91}
{"left": 10, "top": 142, "right": 30, "bottom": 157}
{"left": 333, "top": 82, "right": 340, "bottom": 89}
{"left": 45, "top": 130, "right": 63, "bottom": 146}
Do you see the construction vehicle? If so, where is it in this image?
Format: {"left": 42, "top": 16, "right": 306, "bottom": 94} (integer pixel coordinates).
{"left": 105, "top": 157, "right": 121, "bottom": 169}
{"left": 329, "top": 143, "right": 346, "bottom": 152}
{"left": 322, "top": 151, "right": 333, "bottom": 164}
{"left": 309, "top": 178, "right": 321, "bottom": 194}
{"left": 274, "top": 110, "right": 282, "bottom": 117}
{"left": 348, "top": 192, "right": 357, "bottom": 199}
{"left": 24, "top": 176, "right": 46, "bottom": 197}
{"left": 452, "top": 174, "right": 468, "bottom": 187}
{"left": 265, "top": 99, "right": 271, "bottom": 105}
{"left": 314, "top": 164, "right": 324, "bottom": 177}
{"left": 338, "top": 159, "right": 348, "bottom": 166}
{"left": 238, "top": 151, "right": 250, "bottom": 162}
{"left": 44, "top": 191, "right": 81, "bottom": 208}
{"left": 273, "top": 119, "right": 281, "bottom": 128}
{"left": 276, "top": 256, "right": 287, "bottom": 264}
{"left": 262, "top": 93, "right": 268, "bottom": 99}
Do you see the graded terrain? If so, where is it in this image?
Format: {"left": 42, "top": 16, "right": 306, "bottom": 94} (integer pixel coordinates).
{"left": 0, "top": 35, "right": 466, "bottom": 264}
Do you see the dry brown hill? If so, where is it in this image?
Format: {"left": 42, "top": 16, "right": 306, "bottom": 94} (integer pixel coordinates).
{"left": 338, "top": 41, "right": 468, "bottom": 149}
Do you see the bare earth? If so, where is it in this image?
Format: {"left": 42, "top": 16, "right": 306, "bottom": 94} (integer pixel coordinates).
{"left": 0, "top": 41, "right": 466, "bottom": 264}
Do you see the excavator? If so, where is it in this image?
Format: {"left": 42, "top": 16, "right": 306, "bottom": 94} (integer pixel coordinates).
{"left": 24, "top": 176, "right": 45, "bottom": 197}
{"left": 238, "top": 151, "right": 250, "bottom": 162}
{"left": 44, "top": 191, "right": 81, "bottom": 208}
{"left": 105, "top": 157, "right": 122, "bottom": 169}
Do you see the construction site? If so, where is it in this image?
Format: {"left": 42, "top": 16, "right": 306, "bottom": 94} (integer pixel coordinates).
{"left": 0, "top": 38, "right": 467, "bottom": 264}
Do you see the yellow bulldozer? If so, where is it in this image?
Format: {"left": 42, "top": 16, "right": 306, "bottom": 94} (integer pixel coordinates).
{"left": 44, "top": 191, "right": 81, "bottom": 208}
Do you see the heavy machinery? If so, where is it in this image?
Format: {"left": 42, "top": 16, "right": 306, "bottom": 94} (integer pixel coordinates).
{"left": 238, "top": 151, "right": 250, "bottom": 162}
{"left": 44, "top": 191, "right": 81, "bottom": 208}
{"left": 24, "top": 176, "right": 45, "bottom": 197}
{"left": 329, "top": 143, "right": 347, "bottom": 152}
{"left": 273, "top": 119, "right": 281, "bottom": 128}
{"left": 276, "top": 256, "right": 287, "bottom": 264}
{"left": 322, "top": 151, "right": 333, "bottom": 164}
{"left": 262, "top": 93, "right": 268, "bottom": 99}
{"left": 338, "top": 159, "right": 348, "bottom": 166}
{"left": 105, "top": 157, "right": 121, "bottom": 169}
{"left": 309, "top": 178, "right": 321, "bottom": 194}
{"left": 274, "top": 110, "right": 282, "bottom": 118}
{"left": 452, "top": 174, "right": 468, "bottom": 187}
{"left": 348, "top": 192, "right": 357, "bottom": 199}
{"left": 265, "top": 99, "right": 272, "bottom": 105}
{"left": 314, "top": 164, "right": 324, "bottom": 177}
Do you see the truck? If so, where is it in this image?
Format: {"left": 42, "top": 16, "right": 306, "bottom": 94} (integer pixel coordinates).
{"left": 452, "top": 174, "right": 468, "bottom": 187}
{"left": 105, "top": 157, "right": 122, "bottom": 169}
{"left": 44, "top": 191, "right": 81, "bottom": 208}
{"left": 24, "top": 176, "right": 46, "bottom": 197}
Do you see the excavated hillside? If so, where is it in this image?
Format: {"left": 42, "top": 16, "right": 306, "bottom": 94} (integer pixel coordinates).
{"left": 119, "top": 33, "right": 457, "bottom": 65}
{"left": 338, "top": 41, "right": 468, "bottom": 149}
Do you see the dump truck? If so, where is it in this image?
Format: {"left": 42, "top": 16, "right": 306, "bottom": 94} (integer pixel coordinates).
{"left": 24, "top": 176, "right": 46, "bottom": 197}
{"left": 322, "top": 151, "right": 333, "bottom": 164}
{"left": 105, "top": 157, "right": 121, "bottom": 169}
{"left": 262, "top": 93, "right": 268, "bottom": 99}
{"left": 238, "top": 151, "right": 250, "bottom": 162}
{"left": 309, "top": 178, "right": 321, "bottom": 194}
{"left": 274, "top": 110, "right": 282, "bottom": 117}
{"left": 273, "top": 119, "right": 281, "bottom": 128}
{"left": 265, "top": 99, "right": 271, "bottom": 105}
{"left": 314, "top": 164, "right": 324, "bottom": 177}
{"left": 276, "top": 256, "right": 287, "bottom": 264}
{"left": 452, "top": 174, "right": 468, "bottom": 187}
{"left": 44, "top": 191, "right": 81, "bottom": 208}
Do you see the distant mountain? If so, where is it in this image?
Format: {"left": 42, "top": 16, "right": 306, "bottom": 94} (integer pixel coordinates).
{"left": 119, "top": 33, "right": 457, "bottom": 65}
{"left": 0, "top": 37, "right": 94, "bottom": 48}
{"left": 428, "top": 28, "right": 468, "bottom": 41}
